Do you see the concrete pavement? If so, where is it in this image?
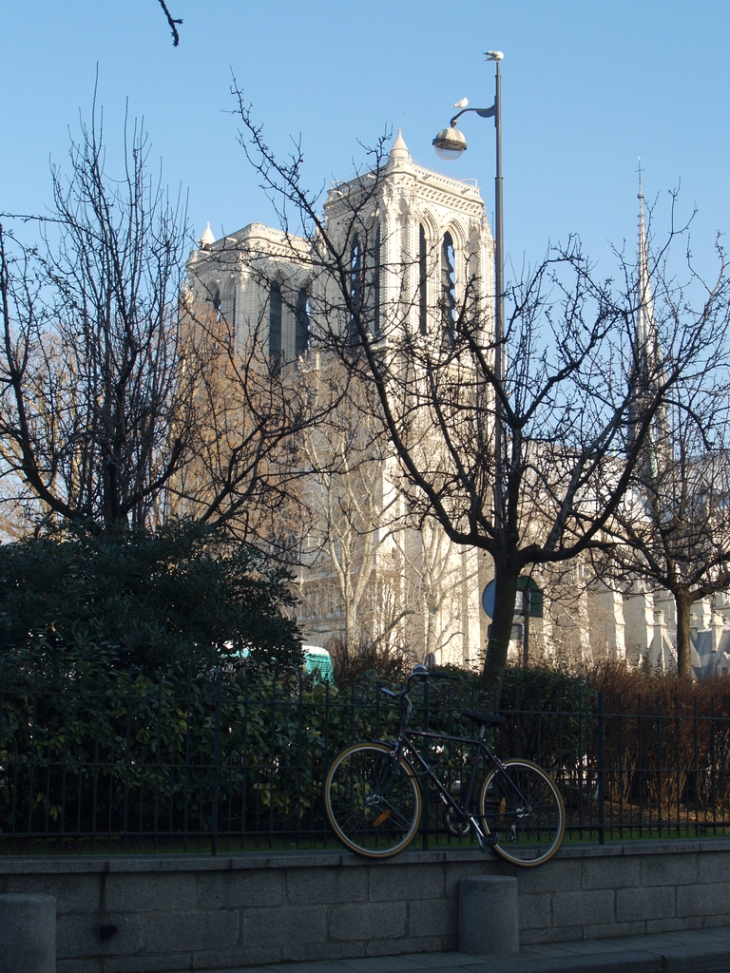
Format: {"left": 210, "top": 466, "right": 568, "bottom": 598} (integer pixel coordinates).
{"left": 160, "top": 925, "right": 730, "bottom": 973}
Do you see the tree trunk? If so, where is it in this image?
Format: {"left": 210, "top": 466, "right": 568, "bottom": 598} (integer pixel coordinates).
{"left": 344, "top": 591, "right": 359, "bottom": 654}
{"left": 479, "top": 557, "right": 519, "bottom": 704}
{"left": 675, "top": 589, "right": 694, "bottom": 678}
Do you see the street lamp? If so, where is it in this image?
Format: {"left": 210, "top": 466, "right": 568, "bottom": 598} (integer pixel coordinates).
{"left": 432, "top": 50, "right": 505, "bottom": 526}
{"left": 432, "top": 125, "right": 468, "bottom": 162}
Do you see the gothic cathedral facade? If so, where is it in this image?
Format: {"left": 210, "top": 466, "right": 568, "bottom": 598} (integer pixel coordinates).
{"left": 186, "top": 133, "right": 729, "bottom": 674}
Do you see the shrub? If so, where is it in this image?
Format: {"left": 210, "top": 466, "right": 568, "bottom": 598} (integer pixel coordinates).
{"left": 0, "top": 520, "right": 303, "bottom": 674}
{"left": 328, "top": 638, "right": 415, "bottom": 686}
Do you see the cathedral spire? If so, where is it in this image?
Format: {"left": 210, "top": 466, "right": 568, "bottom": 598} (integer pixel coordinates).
{"left": 388, "top": 129, "right": 411, "bottom": 167}
{"left": 199, "top": 222, "right": 216, "bottom": 248}
{"left": 636, "top": 160, "right": 654, "bottom": 364}
{"left": 632, "top": 163, "right": 669, "bottom": 476}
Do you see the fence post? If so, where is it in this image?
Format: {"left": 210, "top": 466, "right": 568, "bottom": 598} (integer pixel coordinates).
{"left": 421, "top": 679, "right": 430, "bottom": 850}
{"left": 211, "top": 668, "right": 222, "bottom": 857}
{"left": 597, "top": 691, "right": 605, "bottom": 845}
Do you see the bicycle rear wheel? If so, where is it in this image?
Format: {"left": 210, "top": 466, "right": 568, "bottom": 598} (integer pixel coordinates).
{"left": 478, "top": 758, "right": 565, "bottom": 867}
{"left": 324, "top": 742, "right": 422, "bottom": 859}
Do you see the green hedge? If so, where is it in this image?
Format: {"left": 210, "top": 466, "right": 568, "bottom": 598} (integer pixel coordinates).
{"left": 3, "top": 661, "right": 727, "bottom": 852}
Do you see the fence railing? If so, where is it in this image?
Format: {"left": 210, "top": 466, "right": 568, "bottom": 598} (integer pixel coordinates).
{"left": 1, "top": 666, "right": 729, "bottom": 855}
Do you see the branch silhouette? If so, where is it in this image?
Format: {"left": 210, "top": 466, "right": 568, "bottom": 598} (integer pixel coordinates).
{"left": 157, "top": 0, "right": 182, "bottom": 46}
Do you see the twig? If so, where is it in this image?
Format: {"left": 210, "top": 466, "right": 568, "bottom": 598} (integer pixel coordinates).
{"left": 157, "top": 0, "right": 183, "bottom": 46}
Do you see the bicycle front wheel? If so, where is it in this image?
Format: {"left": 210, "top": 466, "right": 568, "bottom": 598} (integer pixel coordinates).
{"left": 324, "top": 742, "right": 422, "bottom": 859}
{"left": 479, "top": 758, "right": 565, "bottom": 867}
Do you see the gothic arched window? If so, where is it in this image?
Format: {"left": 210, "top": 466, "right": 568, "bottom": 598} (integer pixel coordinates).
{"left": 371, "top": 223, "right": 381, "bottom": 338}
{"left": 213, "top": 285, "right": 236, "bottom": 334}
{"left": 349, "top": 234, "right": 362, "bottom": 344}
{"left": 419, "top": 224, "right": 428, "bottom": 335}
{"left": 269, "top": 281, "right": 282, "bottom": 372}
{"left": 295, "top": 287, "right": 310, "bottom": 357}
{"left": 442, "top": 232, "right": 456, "bottom": 346}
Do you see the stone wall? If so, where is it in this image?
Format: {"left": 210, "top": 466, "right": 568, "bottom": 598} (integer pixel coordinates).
{"left": 1, "top": 840, "right": 729, "bottom": 972}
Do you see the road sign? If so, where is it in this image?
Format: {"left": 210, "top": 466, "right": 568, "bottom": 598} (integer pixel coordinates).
{"left": 481, "top": 580, "right": 496, "bottom": 618}
{"left": 517, "top": 576, "right": 543, "bottom": 618}
{"left": 482, "top": 577, "right": 543, "bottom": 619}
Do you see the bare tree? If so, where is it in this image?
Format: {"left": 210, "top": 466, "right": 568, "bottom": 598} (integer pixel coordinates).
{"left": 0, "top": 111, "right": 199, "bottom": 531}
{"left": 601, "top": 394, "right": 730, "bottom": 676}
{"left": 395, "top": 519, "right": 481, "bottom": 666}
{"left": 293, "top": 362, "right": 399, "bottom": 649}
{"left": 0, "top": 106, "right": 339, "bottom": 545}
{"left": 590, "top": 195, "right": 730, "bottom": 677}
{"left": 232, "top": 91, "right": 730, "bottom": 697}
{"left": 179, "top": 228, "right": 346, "bottom": 553}
{"left": 295, "top": 365, "right": 480, "bottom": 661}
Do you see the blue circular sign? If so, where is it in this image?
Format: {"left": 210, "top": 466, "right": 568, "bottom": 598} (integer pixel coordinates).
{"left": 481, "top": 580, "right": 496, "bottom": 618}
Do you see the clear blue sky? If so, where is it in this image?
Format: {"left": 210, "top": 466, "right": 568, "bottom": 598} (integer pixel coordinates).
{"left": 2, "top": 1, "right": 729, "bottom": 279}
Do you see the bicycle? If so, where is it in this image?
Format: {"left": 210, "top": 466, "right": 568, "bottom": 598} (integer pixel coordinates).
{"left": 323, "top": 665, "right": 565, "bottom": 867}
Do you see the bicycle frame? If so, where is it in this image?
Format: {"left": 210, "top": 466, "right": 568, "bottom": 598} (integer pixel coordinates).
{"left": 375, "top": 720, "right": 526, "bottom": 851}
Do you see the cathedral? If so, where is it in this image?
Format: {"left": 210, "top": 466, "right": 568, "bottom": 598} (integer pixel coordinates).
{"left": 187, "top": 133, "right": 730, "bottom": 676}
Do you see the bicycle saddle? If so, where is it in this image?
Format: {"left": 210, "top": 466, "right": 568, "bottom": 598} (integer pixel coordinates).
{"left": 462, "top": 709, "right": 505, "bottom": 727}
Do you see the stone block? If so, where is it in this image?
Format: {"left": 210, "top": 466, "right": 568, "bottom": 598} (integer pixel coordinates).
{"left": 197, "top": 869, "right": 283, "bottom": 909}
{"left": 369, "top": 862, "right": 444, "bottom": 901}
{"left": 518, "top": 893, "right": 551, "bottom": 930}
{"left": 582, "top": 920, "right": 646, "bottom": 940}
{"left": 242, "top": 905, "right": 327, "bottom": 949}
{"left": 407, "top": 896, "right": 457, "bottom": 938}
{"left": 7, "top": 873, "right": 100, "bottom": 914}
{"left": 365, "top": 935, "right": 444, "bottom": 957}
{"left": 517, "top": 858, "right": 582, "bottom": 894}
{"left": 286, "top": 866, "right": 365, "bottom": 905}
{"left": 520, "top": 926, "right": 580, "bottom": 945}
{"left": 703, "top": 913, "right": 730, "bottom": 930}
{"left": 203, "top": 945, "right": 280, "bottom": 969}
{"left": 101, "top": 954, "right": 190, "bottom": 973}
{"left": 617, "top": 886, "right": 675, "bottom": 923}
{"left": 0, "top": 894, "right": 56, "bottom": 973}
{"left": 698, "top": 852, "right": 730, "bottom": 885}
{"left": 186, "top": 946, "right": 262, "bottom": 969}
{"left": 552, "top": 889, "right": 614, "bottom": 928}
{"left": 57, "top": 913, "right": 143, "bottom": 958}
{"left": 582, "top": 856, "right": 640, "bottom": 890}
{"left": 105, "top": 872, "right": 196, "bottom": 912}
{"left": 444, "top": 861, "right": 497, "bottom": 896}
{"left": 329, "top": 901, "right": 406, "bottom": 942}
{"left": 677, "top": 881, "right": 730, "bottom": 918}
{"left": 642, "top": 853, "right": 697, "bottom": 887}
{"left": 281, "top": 940, "right": 364, "bottom": 962}
{"left": 145, "top": 909, "right": 239, "bottom": 953}
{"left": 58, "top": 960, "right": 98, "bottom": 973}
{"left": 647, "top": 916, "right": 703, "bottom": 934}
{"left": 458, "top": 876, "right": 519, "bottom": 955}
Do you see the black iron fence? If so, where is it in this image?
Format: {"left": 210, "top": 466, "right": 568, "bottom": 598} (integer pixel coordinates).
{"left": 1, "top": 666, "right": 729, "bottom": 855}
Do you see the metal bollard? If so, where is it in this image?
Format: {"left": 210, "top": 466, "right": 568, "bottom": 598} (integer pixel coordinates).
{"left": 0, "top": 894, "right": 56, "bottom": 973}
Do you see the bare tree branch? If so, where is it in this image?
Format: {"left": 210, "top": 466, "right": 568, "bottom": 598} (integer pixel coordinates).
{"left": 157, "top": 0, "right": 183, "bottom": 47}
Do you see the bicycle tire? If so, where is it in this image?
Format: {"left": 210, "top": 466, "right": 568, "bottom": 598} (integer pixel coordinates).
{"left": 323, "top": 742, "right": 422, "bottom": 859}
{"left": 478, "top": 758, "right": 565, "bottom": 867}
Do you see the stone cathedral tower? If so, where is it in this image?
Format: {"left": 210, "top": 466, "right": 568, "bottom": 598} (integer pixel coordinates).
{"left": 189, "top": 138, "right": 719, "bottom": 671}
{"left": 187, "top": 132, "right": 495, "bottom": 667}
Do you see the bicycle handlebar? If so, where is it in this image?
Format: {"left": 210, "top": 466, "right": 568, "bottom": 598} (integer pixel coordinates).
{"left": 378, "top": 666, "right": 450, "bottom": 701}
{"left": 378, "top": 666, "right": 450, "bottom": 735}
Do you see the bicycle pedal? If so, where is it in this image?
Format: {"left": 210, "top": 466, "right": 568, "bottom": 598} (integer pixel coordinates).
{"left": 480, "top": 834, "right": 499, "bottom": 849}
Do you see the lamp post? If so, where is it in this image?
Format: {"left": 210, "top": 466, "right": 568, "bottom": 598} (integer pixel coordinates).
{"left": 433, "top": 50, "right": 505, "bottom": 526}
